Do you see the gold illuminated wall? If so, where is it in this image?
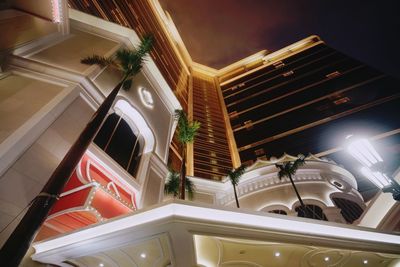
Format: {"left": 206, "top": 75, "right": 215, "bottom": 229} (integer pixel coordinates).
{"left": 68, "top": 0, "right": 190, "bottom": 173}
{"left": 191, "top": 71, "right": 233, "bottom": 180}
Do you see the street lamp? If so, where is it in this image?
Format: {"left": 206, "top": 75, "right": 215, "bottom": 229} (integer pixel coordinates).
{"left": 346, "top": 137, "right": 400, "bottom": 201}
{"left": 347, "top": 138, "right": 383, "bottom": 167}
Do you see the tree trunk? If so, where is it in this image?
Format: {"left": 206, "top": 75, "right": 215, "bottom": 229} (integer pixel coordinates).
{"left": 0, "top": 80, "right": 124, "bottom": 267}
{"left": 233, "top": 185, "right": 240, "bottom": 208}
{"left": 288, "top": 173, "right": 307, "bottom": 216}
{"left": 179, "top": 146, "right": 186, "bottom": 200}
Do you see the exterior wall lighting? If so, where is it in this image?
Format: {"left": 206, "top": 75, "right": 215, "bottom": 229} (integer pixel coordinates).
{"left": 347, "top": 138, "right": 383, "bottom": 167}
{"left": 346, "top": 136, "right": 400, "bottom": 201}
{"left": 324, "top": 256, "right": 330, "bottom": 262}
{"left": 274, "top": 252, "right": 281, "bottom": 257}
{"left": 360, "top": 167, "right": 390, "bottom": 188}
{"left": 139, "top": 87, "right": 154, "bottom": 109}
{"left": 140, "top": 253, "right": 146, "bottom": 258}
{"left": 51, "top": 0, "right": 62, "bottom": 23}
{"left": 363, "top": 259, "right": 368, "bottom": 264}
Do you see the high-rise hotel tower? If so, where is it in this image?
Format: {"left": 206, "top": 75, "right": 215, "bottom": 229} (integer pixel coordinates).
{"left": 2, "top": 1, "right": 400, "bottom": 266}
{"left": 68, "top": 1, "right": 400, "bottom": 187}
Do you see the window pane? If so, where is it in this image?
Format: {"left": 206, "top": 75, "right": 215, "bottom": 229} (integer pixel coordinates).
{"left": 107, "top": 119, "right": 135, "bottom": 169}
{"left": 94, "top": 114, "right": 120, "bottom": 149}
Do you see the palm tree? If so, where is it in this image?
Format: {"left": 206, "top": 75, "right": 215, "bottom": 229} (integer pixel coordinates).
{"left": 81, "top": 35, "right": 153, "bottom": 90}
{"left": 227, "top": 164, "right": 247, "bottom": 208}
{"left": 275, "top": 154, "right": 307, "bottom": 216}
{"left": 0, "top": 36, "right": 153, "bottom": 267}
{"left": 164, "top": 170, "right": 195, "bottom": 200}
{"left": 174, "top": 109, "right": 200, "bottom": 200}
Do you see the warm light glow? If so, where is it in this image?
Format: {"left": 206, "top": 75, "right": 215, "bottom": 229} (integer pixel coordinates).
{"left": 99, "top": 263, "right": 104, "bottom": 267}
{"left": 51, "top": 0, "right": 62, "bottom": 23}
{"left": 346, "top": 137, "right": 392, "bottom": 189}
{"left": 363, "top": 259, "right": 368, "bottom": 264}
{"left": 324, "top": 256, "right": 330, "bottom": 262}
{"left": 347, "top": 138, "right": 383, "bottom": 167}
{"left": 274, "top": 252, "right": 281, "bottom": 257}
{"left": 360, "top": 167, "right": 390, "bottom": 188}
{"left": 138, "top": 87, "right": 154, "bottom": 109}
{"left": 140, "top": 253, "right": 146, "bottom": 258}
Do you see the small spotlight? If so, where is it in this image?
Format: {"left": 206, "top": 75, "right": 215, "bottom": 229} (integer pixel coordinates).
{"left": 99, "top": 263, "right": 104, "bottom": 267}
{"left": 363, "top": 259, "right": 368, "bottom": 264}
{"left": 140, "top": 253, "right": 146, "bottom": 258}
{"left": 324, "top": 257, "right": 329, "bottom": 262}
{"left": 274, "top": 252, "right": 281, "bottom": 257}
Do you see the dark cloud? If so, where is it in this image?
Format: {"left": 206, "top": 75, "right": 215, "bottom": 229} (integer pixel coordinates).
{"left": 160, "top": 0, "right": 400, "bottom": 77}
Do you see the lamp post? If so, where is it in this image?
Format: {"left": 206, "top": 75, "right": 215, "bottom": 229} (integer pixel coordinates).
{"left": 346, "top": 137, "right": 400, "bottom": 201}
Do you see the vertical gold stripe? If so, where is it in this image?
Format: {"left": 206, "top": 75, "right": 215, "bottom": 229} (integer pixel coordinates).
{"left": 186, "top": 71, "right": 194, "bottom": 176}
{"left": 214, "top": 77, "right": 241, "bottom": 168}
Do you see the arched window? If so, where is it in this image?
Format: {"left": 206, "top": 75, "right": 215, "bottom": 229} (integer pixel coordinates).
{"left": 295, "top": 205, "right": 328, "bottom": 221}
{"left": 94, "top": 113, "right": 142, "bottom": 176}
{"left": 268, "top": 210, "right": 287, "bottom": 215}
{"left": 332, "top": 197, "right": 364, "bottom": 224}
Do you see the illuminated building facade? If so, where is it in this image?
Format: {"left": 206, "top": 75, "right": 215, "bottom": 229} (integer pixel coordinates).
{"left": 1, "top": 0, "right": 400, "bottom": 266}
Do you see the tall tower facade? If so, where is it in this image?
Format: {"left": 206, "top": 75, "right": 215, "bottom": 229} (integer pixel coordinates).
{"left": 67, "top": 1, "right": 400, "bottom": 184}
{"left": 185, "top": 35, "right": 400, "bottom": 190}
{"left": 218, "top": 36, "right": 400, "bottom": 166}
{"left": 191, "top": 71, "right": 233, "bottom": 179}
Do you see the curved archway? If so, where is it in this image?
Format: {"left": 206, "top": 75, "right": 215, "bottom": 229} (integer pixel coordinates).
{"left": 295, "top": 204, "right": 328, "bottom": 221}
{"left": 291, "top": 200, "right": 328, "bottom": 221}
{"left": 329, "top": 192, "right": 365, "bottom": 224}
{"left": 332, "top": 197, "right": 364, "bottom": 224}
{"left": 259, "top": 204, "right": 290, "bottom": 215}
{"left": 268, "top": 209, "right": 288, "bottom": 215}
{"left": 94, "top": 113, "right": 142, "bottom": 176}
{"left": 290, "top": 199, "right": 328, "bottom": 211}
{"left": 114, "top": 99, "right": 155, "bottom": 154}
{"left": 93, "top": 99, "right": 155, "bottom": 177}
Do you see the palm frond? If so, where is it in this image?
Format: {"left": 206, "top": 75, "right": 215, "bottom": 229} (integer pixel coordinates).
{"left": 164, "top": 171, "right": 196, "bottom": 200}
{"left": 174, "top": 109, "right": 200, "bottom": 144}
{"left": 228, "top": 164, "right": 247, "bottom": 186}
{"left": 291, "top": 154, "right": 305, "bottom": 174}
{"left": 275, "top": 155, "right": 306, "bottom": 180}
{"left": 115, "top": 49, "right": 132, "bottom": 72}
{"left": 185, "top": 177, "right": 195, "bottom": 200}
{"left": 81, "top": 35, "right": 153, "bottom": 90}
{"left": 122, "top": 79, "right": 132, "bottom": 90}
{"left": 164, "top": 171, "right": 180, "bottom": 198}
{"left": 275, "top": 163, "right": 286, "bottom": 180}
{"left": 116, "top": 35, "right": 153, "bottom": 77}
{"left": 80, "top": 55, "right": 115, "bottom": 67}
{"left": 136, "top": 35, "right": 154, "bottom": 58}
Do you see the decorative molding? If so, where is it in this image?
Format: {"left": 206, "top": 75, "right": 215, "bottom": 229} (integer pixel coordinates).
{"left": 191, "top": 155, "right": 362, "bottom": 211}
{"left": 32, "top": 201, "right": 400, "bottom": 266}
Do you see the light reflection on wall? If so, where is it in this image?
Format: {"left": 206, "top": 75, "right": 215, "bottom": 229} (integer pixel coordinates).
{"left": 51, "top": 0, "right": 61, "bottom": 23}
{"left": 139, "top": 87, "right": 154, "bottom": 109}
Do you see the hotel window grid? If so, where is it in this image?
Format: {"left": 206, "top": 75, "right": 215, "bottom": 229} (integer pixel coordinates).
{"left": 332, "top": 197, "right": 364, "bottom": 224}
{"left": 192, "top": 73, "right": 233, "bottom": 180}
{"left": 94, "top": 113, "right": 142, "bottom": 176}
{"left": 295, "top": 204, "right": 328, "bottom": 221}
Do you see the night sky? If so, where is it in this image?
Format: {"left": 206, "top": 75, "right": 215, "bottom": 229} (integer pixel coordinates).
{"left": 160, "top": 0, "right": 400, "bottom": 78}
